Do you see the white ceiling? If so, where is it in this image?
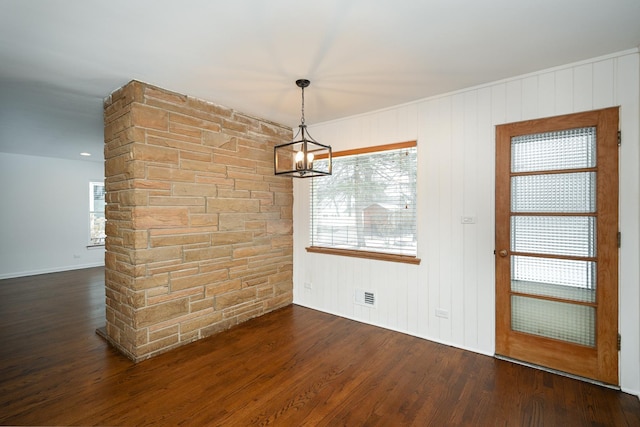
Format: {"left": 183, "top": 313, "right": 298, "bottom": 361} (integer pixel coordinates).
{"left": 1, "top": 0, "right": 639, "bottom": 163}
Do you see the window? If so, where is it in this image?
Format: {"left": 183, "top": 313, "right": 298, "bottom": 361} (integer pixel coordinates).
{"left": 309, "top": 141, "right": 419, "bottom": 263}
{"left": 89, "top": 181, "right": 106, "bottom": 246}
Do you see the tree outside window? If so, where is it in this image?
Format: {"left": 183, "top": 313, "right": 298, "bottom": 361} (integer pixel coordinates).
{"left": 310, "top": 143, "right": 417, "bottom": 257}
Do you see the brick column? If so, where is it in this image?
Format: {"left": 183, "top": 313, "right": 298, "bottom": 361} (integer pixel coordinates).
{"left": 103, "top": 81, "right": 293, "bottom": 362}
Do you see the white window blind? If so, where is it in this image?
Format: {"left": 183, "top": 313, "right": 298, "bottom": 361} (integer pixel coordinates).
{"left": 310, "top": 143, "right": 417, "bottom": 256}
{"left": 90, "top": 181, "right": 106, "bottom": 246}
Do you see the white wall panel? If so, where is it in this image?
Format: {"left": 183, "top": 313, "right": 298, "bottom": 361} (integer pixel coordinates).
{"left": 377, "top": 109, "right": 397, "bottom": 144}
{"left": 615, "top": 52, "right": 640, "bottom": 396}
{"left": 461, "top": 90, "right": 480, "bottom": 348}
{"left": 521, "top": 75, "right": 539, "bottom": 120}
{"left": 593, "top": 59, "right": 615, "bottom": 109}
{"left": 436, "top": 96, "right": 454, "bottom": 343}
{"left": 417, "top": 99, "right": 436, "bottom": 339}
{"left": 555, "top": 68, "right": 574, "bottom": 115}
{"left": 399, "top": 103, "right": 419, "bottom": 142}
{"left": 505, "top": 80, "right": 523, "bottom": 123}
{"left": 475, "top": 86, "right": 495, "bottom": 352}
{"left": 574, "top": 63, "right": 594, "bottom": 112}
{"left": 490, "top": 83, "right": 507, "bottom": 125}
{"left": 293, "top": 49, "right": 640, "bottom": 394}
{"left": 406, "top": 260, "right": 420, "bottom": 336}
{"left": 450, "top": 92, "right": 466, "bottom": 345}
{"left": 538, "top": 72, "right": 556, "bottom": 117}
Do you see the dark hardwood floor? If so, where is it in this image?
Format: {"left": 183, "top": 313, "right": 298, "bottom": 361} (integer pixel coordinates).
{"left": 1, "top": 267, "right": 639, "bottom": 426}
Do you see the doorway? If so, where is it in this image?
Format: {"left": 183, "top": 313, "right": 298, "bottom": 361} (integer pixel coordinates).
{"left": 495, "top": 107, "right": 619, "bottom": 385}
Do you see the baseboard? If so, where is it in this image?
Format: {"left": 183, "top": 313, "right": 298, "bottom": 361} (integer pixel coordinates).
{"left": 620, "top": 386, "right": 640, "bottom": 400}
{"left": 495, "top": 354, "right": 621, "bottom": 390}
{"left": 0, "top": 262, "right": 105, "bottom": 280}
{"left": 291, "top": 301, "right": 495, "bottom": 358}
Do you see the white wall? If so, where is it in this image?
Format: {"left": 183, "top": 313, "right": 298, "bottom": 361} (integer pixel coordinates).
{"left": 293, "top": 49, "right": 640, "bottom": 395}
{"left": 0, "top": 152, "right": 105, "bottom": 279}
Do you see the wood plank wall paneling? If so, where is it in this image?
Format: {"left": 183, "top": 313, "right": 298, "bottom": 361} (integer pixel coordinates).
{"left": 293, "top": 50, "right": 640, "bottom": 395}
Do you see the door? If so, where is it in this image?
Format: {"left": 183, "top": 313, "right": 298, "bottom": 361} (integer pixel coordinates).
{"left": 495, "top": 107, "right": 619, "bottom": 385}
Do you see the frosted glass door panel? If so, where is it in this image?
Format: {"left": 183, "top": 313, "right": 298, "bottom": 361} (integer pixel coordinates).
{"left": 511, "top": 172, "right": 596, "bottom": 212}
{"left": 511, "top": 255, "right": 596, "bottom": 290}
{"left": 511, "top": 216, "right": 596, "bottom": 257}
{"left": 512, "top": 280, "right": 596, "bottom": 303}
{"left": 511, "top": 127, "right": 596, "bottom": 173}
{"left": 511, "top": 296, "right": 595, "bottom": 347}
{"left": 509, "top": 125, "right": 598, "bottom": 347}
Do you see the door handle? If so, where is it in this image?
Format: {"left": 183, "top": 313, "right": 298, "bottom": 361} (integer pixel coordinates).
{"left": 498, "top": 249, "right": 508, "bottom": 257}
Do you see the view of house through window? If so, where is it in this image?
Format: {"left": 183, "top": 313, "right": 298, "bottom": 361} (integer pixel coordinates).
{"left": 89, "top": 181, "right": 106, "bottom": 246}
{"left": 310, "top": 142, "right": 417, "bottom": 256}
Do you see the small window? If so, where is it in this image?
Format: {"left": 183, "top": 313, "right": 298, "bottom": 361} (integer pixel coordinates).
{"left": 89, "top": 181, "right": 106, "bottom": 246}
{"left": 309, "top": 142, "right": 418, "bottom": 261}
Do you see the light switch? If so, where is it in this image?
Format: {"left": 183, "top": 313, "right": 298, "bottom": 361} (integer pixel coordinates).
{"left": 461, "top": 216, "right": 476, "bottom": 224}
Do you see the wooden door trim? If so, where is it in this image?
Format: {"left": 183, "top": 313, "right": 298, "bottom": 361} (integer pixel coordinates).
{"left": 495, "top": 121, "right": 512, "bottom": 355}
{"left": 594, "top": 107, "right": 619, "bottom": 384}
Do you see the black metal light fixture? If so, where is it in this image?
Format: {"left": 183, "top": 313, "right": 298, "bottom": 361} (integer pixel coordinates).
{"left": 274, "top": 79, "right": 332, "bottom": 178}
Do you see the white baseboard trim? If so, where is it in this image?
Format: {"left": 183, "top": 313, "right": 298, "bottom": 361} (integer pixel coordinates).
{"left": 0, "top": 262, "right": 104, "bottom": 280}
{"left": 618, "top": 386, "right": 639, "bottom": 398}
{"left": 620, "top": 386, "right": 640, "bottom": 400}
{"left": 292, "top": 300, "right": 494, "bottom": 358}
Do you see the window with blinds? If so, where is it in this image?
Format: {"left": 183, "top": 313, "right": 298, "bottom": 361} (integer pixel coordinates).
{"left": 89, "top": 181, "right": 106, "bottom": 246}
{"left": 310, "top": 142, "right": 417, "bottom": 256}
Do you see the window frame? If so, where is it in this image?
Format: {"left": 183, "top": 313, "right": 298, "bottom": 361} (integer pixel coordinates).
{"left": 88, "top": 181, "right": 106, "bottom": 247}
{"left": 306, "top": 141, "right": 421, "bottom": 265}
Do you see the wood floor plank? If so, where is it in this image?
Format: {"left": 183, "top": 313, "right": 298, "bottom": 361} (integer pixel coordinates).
{"left": 1, "top": 267, "right": 639, "bottom": 426}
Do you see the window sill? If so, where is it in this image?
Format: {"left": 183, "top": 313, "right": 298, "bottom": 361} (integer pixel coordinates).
{"left": 306, "top": 246, "right": 421, "bottom": 265}
{"left": 86, "top": 244, "right": 105, "bottom": 250}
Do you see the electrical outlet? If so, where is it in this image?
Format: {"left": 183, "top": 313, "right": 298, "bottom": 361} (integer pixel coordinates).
{"left": 435, "top": 308, "right": 449, "bottom": 319}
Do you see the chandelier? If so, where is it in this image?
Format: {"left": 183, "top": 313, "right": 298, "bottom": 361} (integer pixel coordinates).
{"left": 274, "top": 79, "right": 332, "bottom": 178}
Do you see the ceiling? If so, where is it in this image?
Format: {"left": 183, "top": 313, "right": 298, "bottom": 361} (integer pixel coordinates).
{"left": 1, "top": 0, "right": 639, "bottom": 163}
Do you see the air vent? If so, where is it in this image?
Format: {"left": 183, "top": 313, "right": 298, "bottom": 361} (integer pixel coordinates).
{"left": 355, "top": 289, "right": 376, "bottom": 308}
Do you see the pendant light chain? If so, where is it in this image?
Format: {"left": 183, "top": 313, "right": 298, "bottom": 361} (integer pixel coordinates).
{"left": 300, "top": 85, "right": 306, "bottom": 126}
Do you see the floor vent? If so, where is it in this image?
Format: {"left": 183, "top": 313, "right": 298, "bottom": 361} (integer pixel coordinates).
{"left": 355, "top": 289, "right": 376, "bottom": 308}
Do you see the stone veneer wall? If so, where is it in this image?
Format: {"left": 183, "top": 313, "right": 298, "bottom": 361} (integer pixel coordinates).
{"left": 103, "top": 80, "right": 293, "bottom": 362}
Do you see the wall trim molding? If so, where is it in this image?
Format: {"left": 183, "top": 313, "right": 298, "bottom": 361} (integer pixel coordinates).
{"left": 0, "top": 261, "right": 105, "bottom": 280}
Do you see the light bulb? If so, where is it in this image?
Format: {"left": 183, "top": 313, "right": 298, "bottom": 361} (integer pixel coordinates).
{"left": 295, "top": 150, "right": 304, "bottom": 170}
